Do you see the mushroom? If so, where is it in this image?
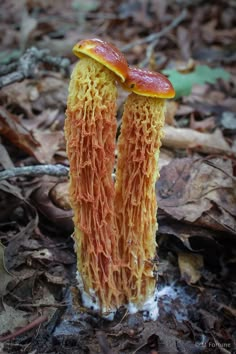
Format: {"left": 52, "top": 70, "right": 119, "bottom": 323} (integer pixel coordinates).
{"left": 64, "top": 39, "right": 128, "bottom": 313}
{"left": 115, "top": 67, "right": 175, "bottom": 319}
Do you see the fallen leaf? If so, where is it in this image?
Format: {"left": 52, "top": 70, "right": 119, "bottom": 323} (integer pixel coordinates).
{"left": 5, "top": 207, "right": 39, "bottom": 270}
{"left": 0, "top": 181, "right": 23, "bottom": 221}
{"left": 199, "top": 309, "right": 219, "bottom": 330}
{"left": 0, "top": 303, "right": 28, "bottom": 336}
{"left": 163, "top": 65, "right": 230, "bottom": 99}
{"left": 0, "top": 144, "right": 15, "bottom": 169}
{"left": 0, "top": 106, "right": 64, "bottom": 163}
{"left": 165, "top": 101, "right": 178, "bottom": 126}
{"left": 32, "top": 130, "right": 64, "bottom": 163}
{"left": 162, "top": 125, "right": 233, "bottom": 156}
{"left": 178, "top": 252, "right": 204, "bottom": 284}
{"left": 0, "top": 243, "right": 13, "bottom": 297}
{"left": 0, "top": 106, "right": 40, "bottom": 158}
{"left": 157, "top": 157, "right": 236, "bottom": 234}
{"left": 189, "top": 115, "right": 216, "bottom": 132}
{"left": 158, "top": 219, "right": 218, "bottom": 251}
{"left": 202, "top": 20, "right": 236, "bottom": 44}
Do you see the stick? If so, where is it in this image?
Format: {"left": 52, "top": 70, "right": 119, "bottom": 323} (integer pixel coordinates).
{"left": 0, "top": 315, "right": 48, "bottom": 342}
{"left": 0, "top": 47, "right": 70, "bottom": 89}
{"left": 96, "top": 331, "right": 114, "bottom": 354}
{"left": 121, "top": 9, "right": 187, "bottom": 52}
{"left": 0, "top": 164, "right": 69, "bottom": 181}
{"left": 139, "top": 38, "right": 159, "bottom": 68}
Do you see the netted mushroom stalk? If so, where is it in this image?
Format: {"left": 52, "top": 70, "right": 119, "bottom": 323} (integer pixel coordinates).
{"left": 65, "top": 39, "right": 128, "bottom": 313}
{"left": 115, "top": 67, "right": 175, "bottom": 318}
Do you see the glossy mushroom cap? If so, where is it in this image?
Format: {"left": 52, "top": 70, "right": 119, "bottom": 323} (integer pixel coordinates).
{"left": 124, "top": 67, "right": 175, "bottom": 98}
{"left": 73, "top": 38, "right": 128, "bottom": 82}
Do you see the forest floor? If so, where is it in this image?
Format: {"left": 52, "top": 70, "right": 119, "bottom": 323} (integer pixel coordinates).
{"left": 0, "top": 1, "right": 235, "bottom": 353}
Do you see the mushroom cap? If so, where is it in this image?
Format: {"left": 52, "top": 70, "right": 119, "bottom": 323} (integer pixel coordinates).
{"left": 124, "top": 67, "right": 175, "bottom": 98}
{"left": 73, "top": 38, "right": 128, "bottom": 82}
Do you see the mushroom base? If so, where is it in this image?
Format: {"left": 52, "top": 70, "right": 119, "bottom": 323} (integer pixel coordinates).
{"left": 76, "top": 271, "right": 117, "bottom": 320}
{"left": 76, "top": 270, "right": 159, "bottom": 321}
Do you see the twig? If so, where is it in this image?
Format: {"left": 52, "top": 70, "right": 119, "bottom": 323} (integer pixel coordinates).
{"left": 96, "top": 331, "right": 114, "bottom": 354}
{"left": 0, "top": 315, "right": 48, "bottom": 342}
{"left": 0, "top": 47, "right": 70, "bottom": 89}
{"left": 0, "top": 62, "right": 18, "bottom": 76}
{"left": 139, "top": 38, "right": 159, "bottom": 68}
{"left": 121, "top": 9, "right": 187, "bottom": 52}
{"left": 42, "top": 54, "right": 70, "bottom": 72}
{"left": 0, "top": 164, "right": 69, "bottom": 181}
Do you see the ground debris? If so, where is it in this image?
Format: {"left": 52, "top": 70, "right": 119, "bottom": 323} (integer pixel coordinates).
{"left": 0, "top": 0, "right": 235, "bottom": 353}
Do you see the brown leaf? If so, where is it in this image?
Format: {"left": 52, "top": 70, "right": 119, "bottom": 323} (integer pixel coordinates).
{"left": 0, "top": 144, "right": 15, "bottom": 169}
{"left": 158, "top": 219, "right": 218, "bottom": 250}
{"left": 0, "top": 243, "right": 13, "bottom": 297}
{"left": 157, "top": 157, "right": 236, "bottom": 234}
{"left": 199, "top": 309, "right": 219, "bottom": 330}
{"left": 189, "top": 115, "right": 216, "bottom": 132}
{"left": 0, "top": 303, "right": 29, "bottom": 336}
{"left": 32, "top": 130, "right": 64, "bottom": 163}
{"left": 176, "top": 104, "right": 195, "bottom": 116}
{"left": 178, "top": 252, "right": 204, "bottom": 285}
{"left": 202, "top": 20, "right": 236, "bottom": 45}
{"left": 0, "top": 106, "right": 40, "bottom": 157}
{"left": 162, "top": 126, "right": 233, "bottom": 156}
{"left": 165, "top": 101, "right": 178, "bottom": 126}
{"left": 0, "top": 106, "right": 64, "bottom": 163}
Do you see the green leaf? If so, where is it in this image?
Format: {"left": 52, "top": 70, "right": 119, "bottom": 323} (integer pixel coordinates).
{"left": 163, "top": 65, "right": 230, "bottom": 99}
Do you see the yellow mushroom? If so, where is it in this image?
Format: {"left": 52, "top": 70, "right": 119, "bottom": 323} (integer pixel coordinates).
{"left": 65, "top": 38, "right": 128, "bottom": 313}
{"left": 115, "top": 67, "right": 175, "bottom": 319}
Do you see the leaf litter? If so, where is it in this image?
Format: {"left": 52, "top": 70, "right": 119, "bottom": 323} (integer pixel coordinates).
{"left": 0, "top": 0, "right": 235, "bottom": 353}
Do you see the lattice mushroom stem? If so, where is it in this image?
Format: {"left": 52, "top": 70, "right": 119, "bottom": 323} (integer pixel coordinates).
{"left": 115, "top": 67, "right": 175, "bottom": 319}
{"left": 65, "top": 39, "right": 128, "bottom": 313}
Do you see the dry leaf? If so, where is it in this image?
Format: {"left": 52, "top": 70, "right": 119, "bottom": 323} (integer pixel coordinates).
{"left": 0, "top": 243, "right": 13, "bottom": 297}
{"left": 0, "top": 303, "right": 28, "bottom": 336}
{"left": 178, "top": 252, "right": 204, "bottom": 284}
{"left": 0, "top": 106, "right": 40, "bottom": 157}
{"left": 32, "top": 130, "right": 64, "bottom": 163}
{"left": 157, "top": 157, "right": 236, "bottom": 233}
{"left": 162, "top": 125, "right": 233, "bottom": 156}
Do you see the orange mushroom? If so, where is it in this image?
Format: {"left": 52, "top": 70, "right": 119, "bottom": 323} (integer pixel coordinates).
{"left": 64, "top": 39, "right": 128, "bottom": 313}
{"left": 115, "top": 67, "right": 175, "bottom": 319}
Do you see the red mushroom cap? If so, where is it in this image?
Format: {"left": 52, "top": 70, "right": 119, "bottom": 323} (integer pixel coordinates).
{"left": 124, "top": 67, "right": 175, "bottom": 98}
{"left": 73, "top": 38, "right": 128, "bottom": 82}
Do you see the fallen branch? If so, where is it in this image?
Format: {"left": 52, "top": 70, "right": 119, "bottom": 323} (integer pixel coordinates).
{"left": 0, "top": 164, "right": 69, "bottom": 181}
{"left": 121, "top": 9, "right": 187, "bottom": 52}
{"left": 0, "top": 315, "right": 48, "bottom": 342}
{"left": 0, "top": 47, "right": 70, "bottom": 89}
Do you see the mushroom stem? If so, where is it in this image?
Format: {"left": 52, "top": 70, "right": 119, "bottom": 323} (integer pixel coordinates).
{"left": 65, "top": 57, "right": 121, "bottom": 312}
{"left": 115, "top": 93, "right": 166, "bottom": 311}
